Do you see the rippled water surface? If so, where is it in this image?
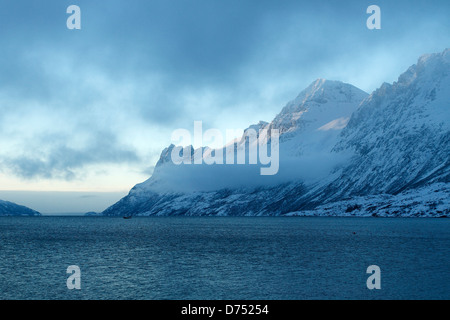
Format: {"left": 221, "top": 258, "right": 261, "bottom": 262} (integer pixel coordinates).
{"left": 0, "top": 216, "right": 449, "bottom": 300}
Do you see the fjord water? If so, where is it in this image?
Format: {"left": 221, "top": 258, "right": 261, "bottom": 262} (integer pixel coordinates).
{"left": 0, "top": 217, "right": 448, "bottom": 300}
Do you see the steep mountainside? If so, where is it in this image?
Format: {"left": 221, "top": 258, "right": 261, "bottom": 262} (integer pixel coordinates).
{"left": 315, "top": 48, "right": 450, "bottom": 203}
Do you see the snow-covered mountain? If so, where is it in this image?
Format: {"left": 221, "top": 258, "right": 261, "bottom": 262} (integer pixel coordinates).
{"left": 102, "top": 49, "right": 450, "bottom": 217}
{"left": 102, "top": 79, "right": 367, "bottom": 216}
{"left": 0, "top": 200, "right": 41, "bottom": 216}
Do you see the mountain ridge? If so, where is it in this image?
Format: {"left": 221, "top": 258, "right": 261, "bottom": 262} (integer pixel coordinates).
{"left": 101, "top": 49, "right": 450, "bottom": 217}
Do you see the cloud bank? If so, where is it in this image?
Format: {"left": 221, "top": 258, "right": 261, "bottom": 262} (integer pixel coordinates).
{"left": 0, "top": 0, "right": 448, "bottom": 193}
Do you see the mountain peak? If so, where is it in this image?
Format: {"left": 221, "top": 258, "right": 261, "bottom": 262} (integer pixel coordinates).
{"left": 270, "top": 79, "right": 368, "bottom": 135}
{"left": 286, "top": 79, "right": 367, "bottom": 111}
{"left": 155, "top": 144, "right": 196, "bottom": 170}
{"left": 418, "top": 47, "right": 450, "bottom": 65}
{"left": 397, "top": 48, "right": 450, "bottom": 87}
{"left": 309, "top": 78, "right": 345, "bottom": 90}
{"left": 155, "top": 144, "right": 176, "bottom": 168}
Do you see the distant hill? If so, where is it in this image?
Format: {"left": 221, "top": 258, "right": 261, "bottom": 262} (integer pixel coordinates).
{"left": 0, "top": 200, "right": 41, "bottom": 216}
{"left": 85, "top": 211, "right": 102, "bottom": 216}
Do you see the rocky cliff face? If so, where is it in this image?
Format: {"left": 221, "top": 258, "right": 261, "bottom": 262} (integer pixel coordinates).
{"left": 319, "top": 49, "right": 450, "bottom": 202}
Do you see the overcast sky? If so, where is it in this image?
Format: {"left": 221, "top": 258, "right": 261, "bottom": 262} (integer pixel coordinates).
{"left": 0, "top": 0, "right": 448, "bottom": 213}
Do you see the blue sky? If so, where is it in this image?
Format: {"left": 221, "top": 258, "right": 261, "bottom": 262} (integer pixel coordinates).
{"left": 0, "top": 0, "right": 448, "bottom": 213}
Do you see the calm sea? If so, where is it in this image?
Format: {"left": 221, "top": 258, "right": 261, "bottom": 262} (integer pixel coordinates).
{"left": 0, "top": 216, "right": 448, "bottom": 300}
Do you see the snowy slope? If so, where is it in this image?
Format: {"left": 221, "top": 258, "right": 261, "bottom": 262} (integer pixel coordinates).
{"left": 288, "top": 183, "right": 449, "bottom": 218}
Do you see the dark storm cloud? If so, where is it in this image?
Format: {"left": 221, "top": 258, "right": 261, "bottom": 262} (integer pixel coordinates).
{"left": 1, "top": 0, "right": 448, "bottom": 110}
{"left": 2, "top": 131, "right": 139, "bottom": 180}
